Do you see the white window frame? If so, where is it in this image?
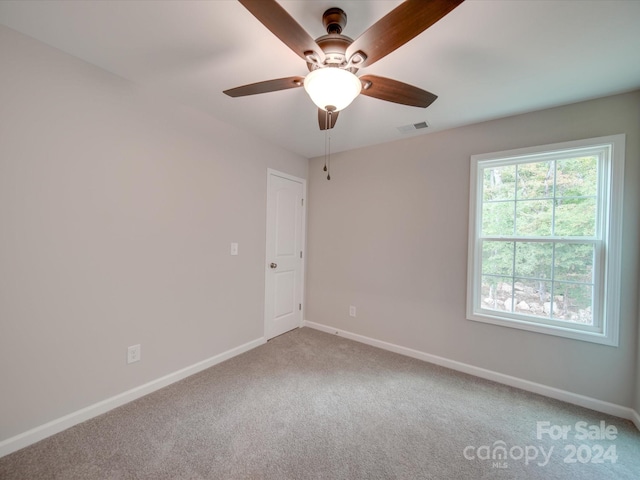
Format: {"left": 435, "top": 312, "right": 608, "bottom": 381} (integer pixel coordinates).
{"left": 466, "top": 135, "right": 625, "bottom": 346}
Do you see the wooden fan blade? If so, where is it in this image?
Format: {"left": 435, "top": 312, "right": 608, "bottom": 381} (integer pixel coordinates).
{"left": 223, "top": 76, "right": 304, "bottom": 97}
{"left": 318, "top": 108, "right": 339, "bottom": 130}
{"left": 345, "top": 0, "right": 464, "bottom": 68}
{"left": 359, "top": 75, "right": 437, "bottom": 108}
{"left": 238, "top": 0, "right": 324, "bottom": 64}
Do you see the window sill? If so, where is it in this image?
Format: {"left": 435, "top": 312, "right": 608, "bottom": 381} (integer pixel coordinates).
{"left": 466, "top": 310, "right": 618, "bottom": 346}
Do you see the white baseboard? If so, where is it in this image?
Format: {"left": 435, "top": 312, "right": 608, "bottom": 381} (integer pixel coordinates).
{"left": 303, "top": 320, "right": 640, "bottom": 430}
{"left": 0, "top": 337, "right": 266, "bottom": 458}
{"left": 3, "top": 324, "right": 638, "bottom": 459}
{"left": 632, "top": 408, "right": 640, "bottom": 432}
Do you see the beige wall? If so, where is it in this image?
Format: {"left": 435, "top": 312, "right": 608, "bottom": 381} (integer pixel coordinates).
{"left": 637, "top": 293, "right": 640, "bottom": 414}
{"left": 306, "top": 91, "right": 640, "bottom": 408}
{"left": 1, "top": 20, "right": 638, "bottom": 446}
{"left": 0, "top": 25, "right": 307, "bottom": 442}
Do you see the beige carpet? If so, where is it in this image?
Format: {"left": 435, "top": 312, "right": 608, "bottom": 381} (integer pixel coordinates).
{"left": 1, "top": 327, "right": 639, "bottom": 479}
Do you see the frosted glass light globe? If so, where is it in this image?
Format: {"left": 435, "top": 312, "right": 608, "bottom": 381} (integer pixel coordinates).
{"left": 303, "top": 68, "right": 362, "bottom": 112}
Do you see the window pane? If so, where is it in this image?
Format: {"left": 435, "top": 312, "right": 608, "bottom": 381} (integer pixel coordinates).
{"left": 517, "top": 161, "right": 554, "bottom": 199}
{"left": 482, "top": 241, "right": 513, "bottom": 276}
{"left": 515, "top": 199, "right": 553, "bottom": 236}
{"left": 483, "top": 165, "right": 516, "bottom": 201}
{"left": 514, "top": 278, "right": 552, "bottom": 318}
{"left": 482, "top": 201, "right": 514, "bottom": 236}
{"left": 551, "top": 282, "right": 593, "bottom": 326}
{"left": 556, "top": 156, "right": 598, "bottom": 198}
{"left": 514, "top": 242, "right": 552, "bottom": 279}
{"left": 481, "top": 276, "right": 514, "bottom": 312}
{"left": 554, "top": 243, "right": 594, "bottom": 283}
{"left": 554, "top": 197, "right": 596, "bottom": 236}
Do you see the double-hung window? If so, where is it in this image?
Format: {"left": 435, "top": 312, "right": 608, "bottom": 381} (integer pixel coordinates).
{"left": 466, "top": 135, "right": 624, "bottom": 346}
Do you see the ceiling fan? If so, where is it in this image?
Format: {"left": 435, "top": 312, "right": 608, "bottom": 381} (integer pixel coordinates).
{"left": 224, "top": 0, "right": 465, "bottom": 131}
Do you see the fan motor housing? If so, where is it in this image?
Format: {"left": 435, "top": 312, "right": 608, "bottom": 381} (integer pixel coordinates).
{"left": 310, "top": 34, "right": 355, "bottom": 71}
{"left": 306, "top": 8, "right": 359, "bottom": 72}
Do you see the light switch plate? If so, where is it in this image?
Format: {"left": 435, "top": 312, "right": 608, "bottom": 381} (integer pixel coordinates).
{"left": 230, "top": 243, "right": 238, "bottom": 256}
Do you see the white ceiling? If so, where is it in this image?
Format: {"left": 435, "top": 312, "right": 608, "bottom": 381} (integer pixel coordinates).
{"left": 1, "top": 0, "right": 640, "bottom": 159}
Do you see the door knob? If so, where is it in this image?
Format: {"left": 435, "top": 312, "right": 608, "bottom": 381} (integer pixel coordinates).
{"left": 270, "top": 263, "right": 277, "bottom": 269}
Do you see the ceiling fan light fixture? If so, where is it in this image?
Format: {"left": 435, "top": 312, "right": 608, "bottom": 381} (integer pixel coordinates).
{"left": 303, "top": 67, "right": 362, "bottom": 112}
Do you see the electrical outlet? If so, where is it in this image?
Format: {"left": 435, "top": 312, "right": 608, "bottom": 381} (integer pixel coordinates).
{"left": 127, "top": 344, "right": 141, "bottom": 364}
{"left": 230, "top": 242, "right": 238, "bottom": 256}
{"left": 349, "top": 305, "right": 356, "bottom": 317}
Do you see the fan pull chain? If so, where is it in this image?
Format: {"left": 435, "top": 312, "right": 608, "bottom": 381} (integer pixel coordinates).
{"left": 323, "top": 110, "right": 328, "bottom": 173}
{"left": 326, "top": 110, "right": 332, "bottom": 180}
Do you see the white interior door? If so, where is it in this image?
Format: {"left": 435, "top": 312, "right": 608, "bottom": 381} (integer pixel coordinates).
{"left": 264, "top": 170, "right": 305, "bottom": 340}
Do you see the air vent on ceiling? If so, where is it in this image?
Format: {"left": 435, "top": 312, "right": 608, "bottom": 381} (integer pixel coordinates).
{"left": 397, "top": 121, "right": 430, "bottom": 133}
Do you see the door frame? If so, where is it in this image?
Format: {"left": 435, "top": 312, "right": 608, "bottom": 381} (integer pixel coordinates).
{"left": 264, "top": 168, "right": 307, "bottom": 339}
